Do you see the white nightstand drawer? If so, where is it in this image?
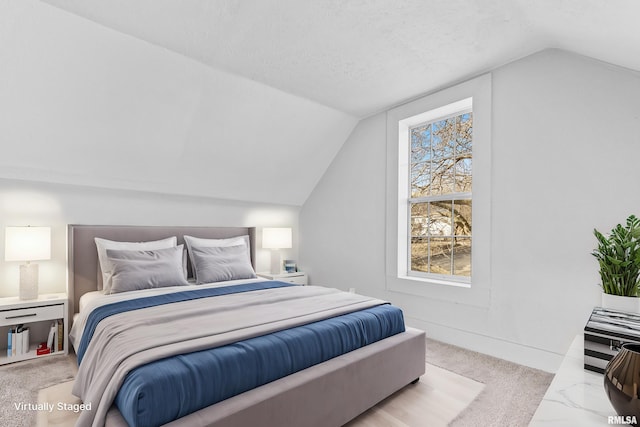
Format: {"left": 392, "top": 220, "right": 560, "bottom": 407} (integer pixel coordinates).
{"left": 279, "top": 275, "right": 307, "bottom": 285}
{"left": 257, "top": 272, "right": 308, "bottom": 286}
{"left": 0, "top": 304, "right": 64, "bottom": 327}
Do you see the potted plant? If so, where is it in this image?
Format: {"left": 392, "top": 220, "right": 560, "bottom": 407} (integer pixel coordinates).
{"left": 592, "top": 214, "right": 640, "bottom": 312}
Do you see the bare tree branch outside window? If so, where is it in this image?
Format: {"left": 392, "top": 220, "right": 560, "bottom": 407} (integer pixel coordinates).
{"left": 409, "top": 112, "right": 472, "bottom": 277}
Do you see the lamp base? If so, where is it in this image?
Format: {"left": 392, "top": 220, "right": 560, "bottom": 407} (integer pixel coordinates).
{"left": 270, "top": 250, "right": 282, "bottom": 275}
{"left": 19, "top": 263, "right": 39, "bottom": 300}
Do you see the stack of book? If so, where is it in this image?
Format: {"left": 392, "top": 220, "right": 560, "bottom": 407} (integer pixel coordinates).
{"left": 6, "top": 325, "right": 29, "bottom": 357}
{"left": 6, "top": 319, "right": 63, "bottom": 358}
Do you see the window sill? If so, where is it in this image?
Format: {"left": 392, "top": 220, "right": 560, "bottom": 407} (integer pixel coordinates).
{"left": 387, "top": 274, "right": 490, "bottom": 309}
{"left": 400, "top": 275, "right": 471, "bottom": 289}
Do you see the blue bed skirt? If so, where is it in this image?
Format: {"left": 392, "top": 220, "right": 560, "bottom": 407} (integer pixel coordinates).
{"left": 115, "top": 304, "right": 405, "bottom": 427}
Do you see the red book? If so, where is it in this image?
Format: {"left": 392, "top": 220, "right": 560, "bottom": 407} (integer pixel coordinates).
{"left": 36, "top": 342, "right": 50, "bottom": 356}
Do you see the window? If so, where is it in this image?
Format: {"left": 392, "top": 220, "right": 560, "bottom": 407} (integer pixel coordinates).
{"left": 386, "top": 74, "right": 490, "bottom": 303}
{"left": 408, "top": 108, "right": 472, "bottom": 281}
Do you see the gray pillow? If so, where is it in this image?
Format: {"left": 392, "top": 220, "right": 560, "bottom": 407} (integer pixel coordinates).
{"left": 95, "top": 236, "right": 177, "bottom": 293}
{"left": 191, "top": 244, "right": 257, "bottom": 285}
{"left": 183, "top": 235, "right": 251, "bottom": 281}
{"left": 107, "top": 245, "right": 189, "bottom": 294}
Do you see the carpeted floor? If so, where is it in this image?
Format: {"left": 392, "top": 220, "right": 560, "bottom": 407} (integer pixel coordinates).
{"left": 0, "top": 353, "right": 77, "bottom": 427}
{"left": 426, "top": 339, "right": 554, "bottom": 426}
{"left": 0, "top": 339, "right": 553, "bottom": 426}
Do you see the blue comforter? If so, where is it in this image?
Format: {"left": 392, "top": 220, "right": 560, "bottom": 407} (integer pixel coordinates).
{"left": 79, "top": 282, "right": 405, "bottom": 427}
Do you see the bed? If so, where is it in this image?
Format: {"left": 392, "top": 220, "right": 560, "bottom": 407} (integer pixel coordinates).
{"left": 67, "top": 224, "right": 426, "bottom": 427}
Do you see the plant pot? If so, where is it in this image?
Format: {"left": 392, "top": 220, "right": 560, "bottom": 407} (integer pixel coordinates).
{"left": 604, "top": 343, "right": 640, "bottom": 422}
{"left": 602, "top": 293, "right": 640, "bottom": 313}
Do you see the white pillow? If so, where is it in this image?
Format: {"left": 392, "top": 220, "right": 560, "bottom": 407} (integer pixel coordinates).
{"left": 95, "top": 236, "right": 177, "bottom": 293}
{"left": 183, "top": 235, "right": 251, "bottom": 283}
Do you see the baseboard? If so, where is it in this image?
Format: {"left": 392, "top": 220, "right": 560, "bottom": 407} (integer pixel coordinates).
{"left": 406, "top": 316, "right": 563, "bottom": 373}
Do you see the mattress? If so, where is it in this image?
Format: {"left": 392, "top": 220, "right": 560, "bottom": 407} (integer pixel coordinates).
{"left": 72, "top": 281, "right": 405, "bottom": 427}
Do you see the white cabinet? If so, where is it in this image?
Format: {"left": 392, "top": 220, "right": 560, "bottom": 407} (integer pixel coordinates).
{"left": 0, "top": 293, "right": 68, "bottom": 365}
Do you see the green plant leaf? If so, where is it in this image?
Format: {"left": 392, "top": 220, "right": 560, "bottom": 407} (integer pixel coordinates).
{"left": 593, "top": 214, "right": 640, "bottom": 296}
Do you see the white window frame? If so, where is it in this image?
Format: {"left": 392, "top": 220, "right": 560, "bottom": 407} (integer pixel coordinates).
{"left": 404, "top": 100, "right": 473, "bottom": 284}
{"left": 385, "top": 74, "right": 492, "bottom": 308}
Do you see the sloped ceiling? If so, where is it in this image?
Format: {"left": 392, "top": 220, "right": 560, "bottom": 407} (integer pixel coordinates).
{"left": 39, "top": 0, "right": 640, "bottom": 117}
{"left": 3, "top": 1, "right": 639, "bottom": 206}
{"left": 0, "top": 0, "right": 357, "bottom": 206}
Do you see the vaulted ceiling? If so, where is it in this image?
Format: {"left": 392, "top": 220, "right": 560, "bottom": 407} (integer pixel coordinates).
{"left": 2, "top": 1, "right": 638, "bottom": 206}
{"left": 39, "top": 0, "right": 640, "bottom": 117}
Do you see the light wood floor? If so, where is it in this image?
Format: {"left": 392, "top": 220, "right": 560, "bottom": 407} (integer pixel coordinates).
{"left": 345, "top": 363, "right": 484, "bottom": 427}
{"left": 37, "top": 363, "right": 483, "bottom": 427}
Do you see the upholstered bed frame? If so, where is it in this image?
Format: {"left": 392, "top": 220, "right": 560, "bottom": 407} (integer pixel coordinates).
{"left": 68, "top": 224, "right": 426, "bottom": 427}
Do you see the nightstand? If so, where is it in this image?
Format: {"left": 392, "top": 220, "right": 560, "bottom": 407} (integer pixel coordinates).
{"left": 0, "top": 293, "right": 68, "bottom": 365}
{"left": 257, "top": 272, "right": 308, "bottom": 286}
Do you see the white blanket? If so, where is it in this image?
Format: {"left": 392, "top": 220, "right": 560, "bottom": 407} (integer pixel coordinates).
{"left": 73, "top": 284, "right": 386, "bottom": 427}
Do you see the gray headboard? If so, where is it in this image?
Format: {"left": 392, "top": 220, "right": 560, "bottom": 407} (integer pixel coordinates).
{"left": 67, "top": 224, "right": 256, "bottom": 319}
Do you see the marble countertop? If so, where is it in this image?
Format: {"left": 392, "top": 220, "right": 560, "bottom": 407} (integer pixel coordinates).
{"left": 530, "top": 334, "right": 614, "bottom": 426}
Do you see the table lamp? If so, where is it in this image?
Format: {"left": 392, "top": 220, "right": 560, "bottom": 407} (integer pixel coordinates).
{"left": 5, "top": 226, "right": 51, "bottom": 300}
{"left": 262, "top": 227, "right": 292, "bottom": 274}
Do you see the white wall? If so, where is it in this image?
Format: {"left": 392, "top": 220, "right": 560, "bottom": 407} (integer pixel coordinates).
{"left": 0, "top": 1, "right": 331, "bottom": 299}
{"left": 0, "top": 178, "right": 299, "bottom": 298}
{"left": 0, "top": 0, "right": 357, "bottom": 206}
{"left": 299, "top": 49, "right": 640, "bottom": 372}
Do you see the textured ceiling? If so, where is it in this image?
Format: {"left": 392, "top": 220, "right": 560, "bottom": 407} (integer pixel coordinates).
{"left": 39, "top": 0, "right": 640, "bottom": 117}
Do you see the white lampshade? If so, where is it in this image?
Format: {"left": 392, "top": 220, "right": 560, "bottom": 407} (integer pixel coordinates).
{"left": 262, "top": 227, "right": 292, "bottom": 275}
{"left": 5, "top": 226, "right": 51, "bottom": 262}
{"left": 5, "top": 226, "right": 51, "bottom": 300}
{"left": 262, "top": 228, "right": 292, "bottom": 249}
